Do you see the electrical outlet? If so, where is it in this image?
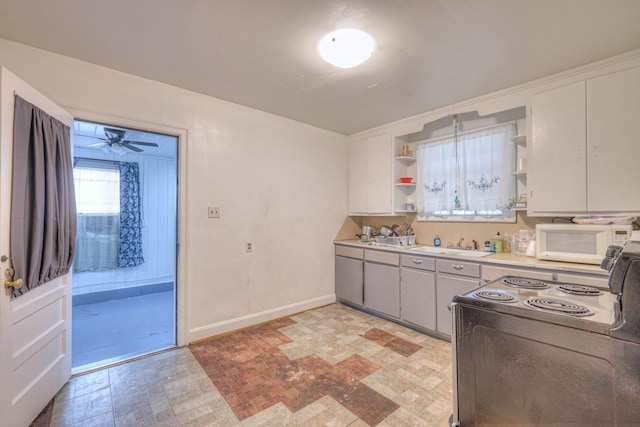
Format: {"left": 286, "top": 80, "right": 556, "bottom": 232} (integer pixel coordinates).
{"left": 246, "top": 242, "right": 253, "bottom": 252}
{"left": 208, "top": 206, "right": 220, "bottom": 218}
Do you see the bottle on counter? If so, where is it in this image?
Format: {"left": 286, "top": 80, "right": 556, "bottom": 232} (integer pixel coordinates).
{"left": 494, "top": 232, "right": 503, "bottom": 252}
{"left": 434, "top": 234, "right": 441, "bottom": 247}
{"left": 503, "top": 234, "right": 511, "bottom": 253}
{"left": 485, "top": 240, "right": 492, "bottom": 252}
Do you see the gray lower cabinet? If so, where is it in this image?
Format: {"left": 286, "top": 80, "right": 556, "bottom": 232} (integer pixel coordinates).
{"left": 436, "top": 259, "right": 482, "bottom": 336}
{"left": 335, "top": 246, "right": 364, "bottom": 307}
{"left": 436, "top": 274, "right": 481, "bottom": 335}
{"left": 401, "top": 267, "right": 436, "bottom": 330}
{"left": 364, "top": 261, "right": 400, "bottom": 318}
{"left": 335, "top": 255, "right": 363, "bottom": 306}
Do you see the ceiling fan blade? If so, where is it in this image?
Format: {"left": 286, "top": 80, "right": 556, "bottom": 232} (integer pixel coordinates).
{"left": 123, "top": 140, "right": 159, "bottom": 147}
{"left": 88, "top": 142, "right": 108, "bottom": 147}
{"left": 104, "top": 127, "right": 126, "bottom": 141}
{"left": 121, "top": 142, "right": 144, "bottom": 152}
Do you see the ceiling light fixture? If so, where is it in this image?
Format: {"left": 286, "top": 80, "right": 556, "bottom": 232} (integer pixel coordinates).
{"left": 317, "top": 28, "right": 375, "bottom": 68}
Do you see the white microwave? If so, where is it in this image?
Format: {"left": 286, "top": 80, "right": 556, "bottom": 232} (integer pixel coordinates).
{"left": 536, "top": 224, "right": 633, "bottom": 264}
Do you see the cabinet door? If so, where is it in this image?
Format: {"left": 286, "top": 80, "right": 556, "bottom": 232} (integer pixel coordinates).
{"left": 364, "top": 262, "right": 400, "bottom": 318}
{"left": 335, "top": 256, "right": 363, "bottom": 306}
{"left": 366, "top": 134, "right": 393, "bottom": 214}
{"left": 587, "top": 66, "right": 640, "bottom": 212}
{"left": 436, "top": 275, "right": 480, "bottom": 336}
{"left": 401, "top": 268, "right": 436, "bottom": 330}
{"left": 347, "top": 140, "right": 369, "bottom": 214}
{"left": 530, "top": 81, "right": 587, "bottom": 214}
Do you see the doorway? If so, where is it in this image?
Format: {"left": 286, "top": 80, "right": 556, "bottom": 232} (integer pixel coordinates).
{"left": 71, "top": 119, "right": 178, "bottom": 372}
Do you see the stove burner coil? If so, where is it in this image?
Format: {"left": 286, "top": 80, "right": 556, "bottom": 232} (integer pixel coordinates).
{"left": 501, "top": 277, "right": 549, "bottom": 289}
{"left": 524, "top": 297, "right": 594, "bottom": 316}
{"left": 474, "top": 290, "right": 517, "bottom": 303}
{"left": 556, "top": 284, "right": 602, "bottom": 296}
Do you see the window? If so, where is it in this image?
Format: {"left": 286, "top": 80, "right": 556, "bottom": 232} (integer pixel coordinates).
{"left": 73, "top": 158, "right": 120, "bottom": 272}
{"left": 74, "top": 159, "right": 120, "bottom": 213}
{"left": 416, "top": 122, "right": 516, "bottom": 222}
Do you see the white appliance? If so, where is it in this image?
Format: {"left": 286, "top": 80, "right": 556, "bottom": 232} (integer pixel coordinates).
{"left": 536, "top": 223, "right": 633, "bottom": 264}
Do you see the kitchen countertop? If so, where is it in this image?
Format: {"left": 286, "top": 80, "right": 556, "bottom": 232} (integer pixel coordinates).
{"left": 335, "top": 239, "right": 609, "bottom": 276}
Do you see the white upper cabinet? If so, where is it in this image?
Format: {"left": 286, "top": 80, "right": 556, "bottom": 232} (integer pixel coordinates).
{"left": 587, "top": 66, "right": 640, "bottom": 212}
{"left": 530, "top": 81, "right": 587, "bottom": 214}
{"left": 529, "top": 66, "right": 640, "bottom": 215}
{"left": 348, "top": 134, "right": 393, "bottom": 215}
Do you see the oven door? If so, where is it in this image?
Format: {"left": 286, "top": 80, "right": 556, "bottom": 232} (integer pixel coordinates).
{"left": 451, "top": 303, "right": 640, "bottom": 426}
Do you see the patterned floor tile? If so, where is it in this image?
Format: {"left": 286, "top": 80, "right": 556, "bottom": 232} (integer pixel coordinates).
{"left": 39, "top": 304, "right": 453, "bottom": 427}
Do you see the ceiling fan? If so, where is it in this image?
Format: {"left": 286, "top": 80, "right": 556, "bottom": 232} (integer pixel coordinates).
{"left": 88, "top": 127, "right": 159, "bottom": 154}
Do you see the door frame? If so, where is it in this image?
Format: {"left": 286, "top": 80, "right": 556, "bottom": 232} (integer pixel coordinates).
{"left": 67, "top": 108, "right": 189, "bottom": 348}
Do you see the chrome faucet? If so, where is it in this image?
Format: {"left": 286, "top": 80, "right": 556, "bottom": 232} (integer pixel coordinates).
{"left": 457, "top": 237, "right": 464, "bottom": 248}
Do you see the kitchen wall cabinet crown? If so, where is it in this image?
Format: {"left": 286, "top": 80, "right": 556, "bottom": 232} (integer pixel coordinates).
{"left": 529, "top": 66, "right": 640, "bottom": 215}
{"left": 348, "top": 134, "right": 394, "bottom": 215}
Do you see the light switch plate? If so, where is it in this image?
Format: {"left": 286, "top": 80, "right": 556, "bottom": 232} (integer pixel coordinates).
{"left": 208, "top": 207, "right": 220, "bottom": 218}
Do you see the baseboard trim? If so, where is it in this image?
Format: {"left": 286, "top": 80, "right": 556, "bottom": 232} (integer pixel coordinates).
{"left": 187, "top": 294, "right": 336, "bottom": 343}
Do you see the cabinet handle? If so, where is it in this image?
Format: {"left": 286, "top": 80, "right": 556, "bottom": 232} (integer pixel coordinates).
{"left": 412, "top": 259, "right": 423, "bottom": 264}
{"left": 452, "top": 264, "right": 464, "bottom": 270}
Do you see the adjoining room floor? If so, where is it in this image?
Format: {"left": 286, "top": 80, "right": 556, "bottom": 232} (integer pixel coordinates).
{"left": 72, "top": 290, "right": 176, "bottom": 371}
{"left": 46, "top": 304, "right": 452, "bottom": 426}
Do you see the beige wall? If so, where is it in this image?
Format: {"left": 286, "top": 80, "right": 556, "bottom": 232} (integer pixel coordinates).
{"left": 342, "top": 212, "right": 555, "bottom": 250}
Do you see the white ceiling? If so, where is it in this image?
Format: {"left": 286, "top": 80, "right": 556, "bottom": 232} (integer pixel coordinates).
{"left": 1, "top": 0, "right": 640, "bottom": 135}
{"left": 74, "top": 120, "right": 178, "bottom": 159}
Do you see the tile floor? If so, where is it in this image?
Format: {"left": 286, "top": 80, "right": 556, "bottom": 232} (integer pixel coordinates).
{"left": 41, "top": 304, "right": 453, "bottom": 426}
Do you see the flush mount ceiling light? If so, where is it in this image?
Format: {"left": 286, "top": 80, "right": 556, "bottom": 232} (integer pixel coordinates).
{"left": 317, "top": 28, "right": 375, "bottom": 68}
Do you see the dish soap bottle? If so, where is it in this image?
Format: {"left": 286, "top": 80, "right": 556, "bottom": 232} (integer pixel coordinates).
{"left": 434, "top": 234, "right": 441, "bottom": 247}
{"left": 494, "top": 232, "right": 503, "bottom": 253}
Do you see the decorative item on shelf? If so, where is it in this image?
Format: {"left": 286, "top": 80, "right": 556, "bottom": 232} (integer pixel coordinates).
{"left": 404, "top": 202, "right": 415, "bottom": 211}
{"left": 517, "top": 157, "right": 527, "bottom": 172}
{"left": 401, "top": 144, "right": 413, "bottom": 157}
{"left": 515, "top": 193, "right": 528, "bottom": 208}
{"left": 399, "top": 177, "right": 414, "bottom": 183}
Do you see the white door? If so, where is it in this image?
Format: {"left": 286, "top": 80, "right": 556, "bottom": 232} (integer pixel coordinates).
{"left": 0, "top": 68, "right": 74, "bottom": 427}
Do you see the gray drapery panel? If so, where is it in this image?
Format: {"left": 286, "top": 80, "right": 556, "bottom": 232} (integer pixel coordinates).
{"left": 10, "top": 96, "right": 76, "bottom": 297}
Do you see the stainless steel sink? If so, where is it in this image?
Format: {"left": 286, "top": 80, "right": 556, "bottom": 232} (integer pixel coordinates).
{"left": 408, "top": 246, "right": 493, "bottom": 258}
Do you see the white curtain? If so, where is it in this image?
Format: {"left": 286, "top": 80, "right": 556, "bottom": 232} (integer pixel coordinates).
{"left": 74, "top": 214, "right": 120, "bottom": 272}
{"left": 416, "top": 136, "right": 457, "bottom": 214}
{"left": 73, "top": 158, "right": 121, "bottom": 272}
{"left": 417, "top": 122, "right": 515, "bottom": 220}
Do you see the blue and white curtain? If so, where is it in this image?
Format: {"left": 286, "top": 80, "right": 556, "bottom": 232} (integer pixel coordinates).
{"left": 118, "top": 162, "right": 144, "bottom": 267}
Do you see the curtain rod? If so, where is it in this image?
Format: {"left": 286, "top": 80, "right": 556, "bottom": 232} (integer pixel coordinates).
{"left": 414, "top": 120, "right": 517, "bottom": 146}
{"left": 73, "top": 157, "right": 120, "bottom": 167}
{"left": 74, "top": 156, "right": 118, "bottom": 162}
